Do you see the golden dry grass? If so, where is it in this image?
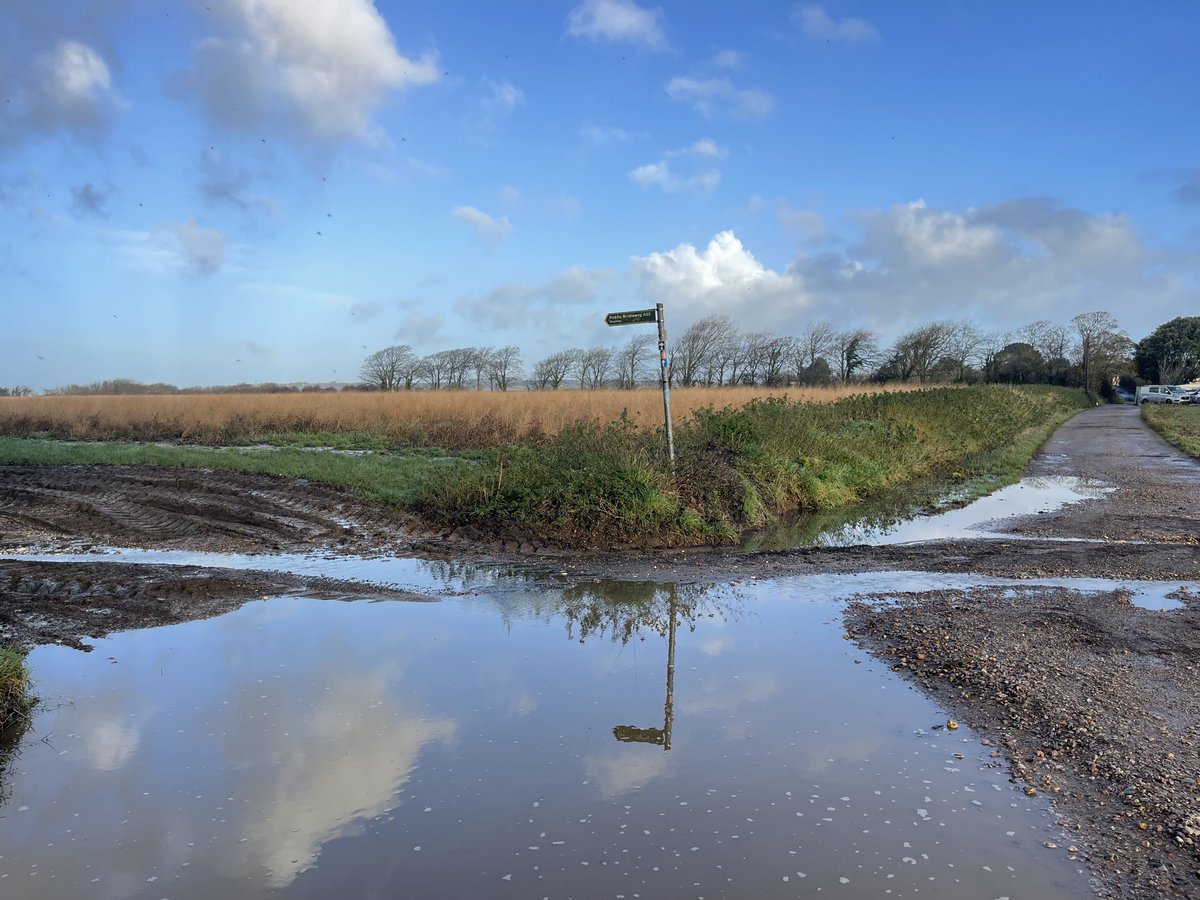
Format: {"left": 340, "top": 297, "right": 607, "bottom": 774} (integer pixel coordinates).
{"left": 0, "top": 385, "right": 907, "bottom": 448}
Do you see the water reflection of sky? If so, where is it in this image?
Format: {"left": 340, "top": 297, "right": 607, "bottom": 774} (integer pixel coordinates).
{"left": 0, "top": 578, "right": 1094, "bottom": 899}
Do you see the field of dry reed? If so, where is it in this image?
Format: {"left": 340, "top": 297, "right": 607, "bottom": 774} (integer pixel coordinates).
{"left": 0, "top": 385, "right": 901, "bottom": 448}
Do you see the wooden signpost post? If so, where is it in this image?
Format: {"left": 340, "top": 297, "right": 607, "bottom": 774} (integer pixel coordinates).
{"left": 605, "top": 303, "right": 675, "bottom": 463}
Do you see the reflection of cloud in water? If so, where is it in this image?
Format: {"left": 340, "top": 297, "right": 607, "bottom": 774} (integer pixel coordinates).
{"left": 584, "top": 746, "right": 673, "bottom": 797}
{"left": 82, "top": 717, "right": 144, "bottom": 772}
{"left": 476, "top": 657, "right": 540, "bottom": 717}
{"left": 233, "top": 668, "right": 457, "bottom": 888}
{"left": 678, "top": 671, "right": 778, "bottom": 716}
{"left": 697, "top": 636, "right": 730, "bottom": 656}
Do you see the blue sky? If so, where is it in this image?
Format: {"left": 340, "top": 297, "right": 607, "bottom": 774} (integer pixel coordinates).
{"left": 2, "top": 0, "right": 1198, "bottom": 389}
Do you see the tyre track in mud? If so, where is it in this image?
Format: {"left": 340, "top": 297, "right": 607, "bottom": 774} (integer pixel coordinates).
{"left": 0, "top": 464, "right": 418, "bottom": 555}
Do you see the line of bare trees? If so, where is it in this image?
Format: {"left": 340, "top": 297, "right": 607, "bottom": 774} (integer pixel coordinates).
{"left": 359, "top": 345, "right": 523, "bottom": 392}
{"left": 359, "top": 310, "right": 1136, "bottom": 395}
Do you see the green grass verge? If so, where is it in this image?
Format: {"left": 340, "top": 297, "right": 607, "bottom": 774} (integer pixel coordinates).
{"left": 412, "top": 385, "right": 1092, "bottom": 546}
{"left": 0, "top": 438, "right": 480, "bottom": 507}
{"left": 0, "top": 386, "right": 1091, "bottom": 548}
{"left": 1141, "top": 405, "right": 1200, "bottom": 458}
{"left": 0, "top": 646, "right": 34, "bottom": 733}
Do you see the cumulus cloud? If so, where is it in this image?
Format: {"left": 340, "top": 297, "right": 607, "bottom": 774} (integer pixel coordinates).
{"left": 178, "top": 0, "right": 439, "bottom": 143}
{"left": 0, "top": 37, "right": 125, "bottom": 145}
{"left": 665, "top": 76, "right": 774, "bottom": 121}
{"left": 795, "top": 4, "right": 880, "bottom": 43}
{"left": 566, "top": 0, "right": 666, "bottom": 49}
{"left": 452, "top": 205, "right": 513, "bottom": 243}
{"left": 630, "top": 139, "right": 727, "bottom": 193}
{"left": 632, "top": 231, "right": 807, "bottom": 328}
{"left": 790, "top": 196, "right": 1192, "bottom": 335}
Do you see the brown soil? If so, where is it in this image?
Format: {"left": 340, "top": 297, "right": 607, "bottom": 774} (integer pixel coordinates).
{"left": 2, "top": 404, "right": 1200, "bottom": 898}
{"left": 0, "top": 559, "right": 430, "bottom": 652}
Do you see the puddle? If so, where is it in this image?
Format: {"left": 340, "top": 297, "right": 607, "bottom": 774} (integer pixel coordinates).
{"left": 0, "top": 575, "right": 1094, "bottom": 899}
{"left": 743, "top": 475, "right": 1113, "bottom": 550}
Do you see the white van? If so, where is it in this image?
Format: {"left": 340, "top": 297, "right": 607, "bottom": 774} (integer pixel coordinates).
{"left": 1136, "top": 385, "right": 1191, "bottom": 404}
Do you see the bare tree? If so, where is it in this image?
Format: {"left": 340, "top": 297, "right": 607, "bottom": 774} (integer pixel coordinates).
{"left": 359, "top": 344, "right": 414, "bottom": 391}
{"left": 615, "top": 334, "right": 654, "bottom": 389}
{"left": 1072, "top": 311, "right": 1132, "bottom": 394}
{"left": 671, "top": 315, "right": 738, "bottom": 387}
{"left": 486, "top": 345, "right": 522, "bottom": 391}
{"left": 888, "top": 322, "right": 954, "bottom": 383}
{"left": 441, "top": 347, "right": 475, "bottom": 389}
{"left": 793, "top": 321, "right": 837, "bottom": 379}
{"left": 944, "top": 320, "right": 985, "bottom": 383}
{"left": 578, "top": 346, "right": 615, "bottom": 389}
{"left": 470, "top": 346, "right": 495, "bottom": 390}
{"left": 531, "top": 349, "right": 579, "bottom": 390}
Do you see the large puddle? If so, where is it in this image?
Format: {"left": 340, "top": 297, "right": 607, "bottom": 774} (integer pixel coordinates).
{"left": 741, "top": 475, "right": 1113, "bottom": 551}
{"left": 0, "top": 471, "right": 1171, "bottom": 897}
{"left": 0, "top": 570, "right": 1111, "bottom": 899}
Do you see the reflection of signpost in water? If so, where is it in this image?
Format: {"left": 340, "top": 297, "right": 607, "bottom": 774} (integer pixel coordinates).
{"left": 612, "top": 586, "right": 677, "bottom": 751}
{"left": 604, "top": 303, "right": 675, "bottom": 463}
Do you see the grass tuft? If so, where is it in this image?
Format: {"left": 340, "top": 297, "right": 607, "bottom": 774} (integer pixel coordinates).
{"left": 0, "top": 646, "right": 34, "bottom": 733}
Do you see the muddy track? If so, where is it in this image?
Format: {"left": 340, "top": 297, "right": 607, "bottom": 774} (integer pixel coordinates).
{"left": 0, "top": 464, "right": 421, "bottom": 555}
{"left": 0, "top": 559, "right": 431, "bottom": 652}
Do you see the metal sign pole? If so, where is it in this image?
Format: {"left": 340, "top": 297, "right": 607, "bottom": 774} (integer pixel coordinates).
{"left": 656, "top": 303, "right": 675, "bottom": 464}
{"left": 603, "top": 303, "right": 674, "bottom": 466}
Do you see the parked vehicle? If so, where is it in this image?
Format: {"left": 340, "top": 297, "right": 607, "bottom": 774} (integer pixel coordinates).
{"left": 1114, "top": 386, "right": 1135, "bottom": 403}
{"left": 1136, "top": 385, "right": 1192, "bottom": 404}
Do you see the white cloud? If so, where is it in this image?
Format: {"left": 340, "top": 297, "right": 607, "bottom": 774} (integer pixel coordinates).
{"left": 566, "top": 0, "right": 666, "bottom": 49}
{"left": 114, "top": 219, "right": 228, "bottom": 277}
{"left": 791, "top": 196, "right": 1194, "bottom": 335}
{"left": 858, "top": 198, "right": 1005, "bottom": 268}
{"left": 456, "top": 266, "right": 616, "bottom": 329}
{"left": 579, "top": 121, "right": 641, "bottom": 145}
{"left": 469, "top": 77, "right": 524, "bottom": 141}
{"left": 1, "top": 38, "right": 125, "bottom": 144}
{"left": 630, "top": 162, "right": 720, "bottom": 193}
{"left": 630, "top": 139, "right": 727, "bottom": 193}
{"left": 452, "top": 205, "right": 513, "bottom": 243}
{"left": 179, "top": 0, "right": 439, "bottom": 142}
{"left": 684, "top": 138, "right": 727, "bottom": 159}
{"left": 665, "top": 76, "right": 775, "bottom": 121}
{"left": 632, "top": 231, "right": 807, "bottom": 327}
{"left": 713, "top": 49, "right": 744, "bottom": 70}
{"left": 796, "top": 4, "right": 880, "bottom": 44}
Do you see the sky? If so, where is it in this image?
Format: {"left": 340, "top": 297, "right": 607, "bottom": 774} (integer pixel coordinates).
{"left": 1, "top": 0, "right": 1198, "bottom": 390}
